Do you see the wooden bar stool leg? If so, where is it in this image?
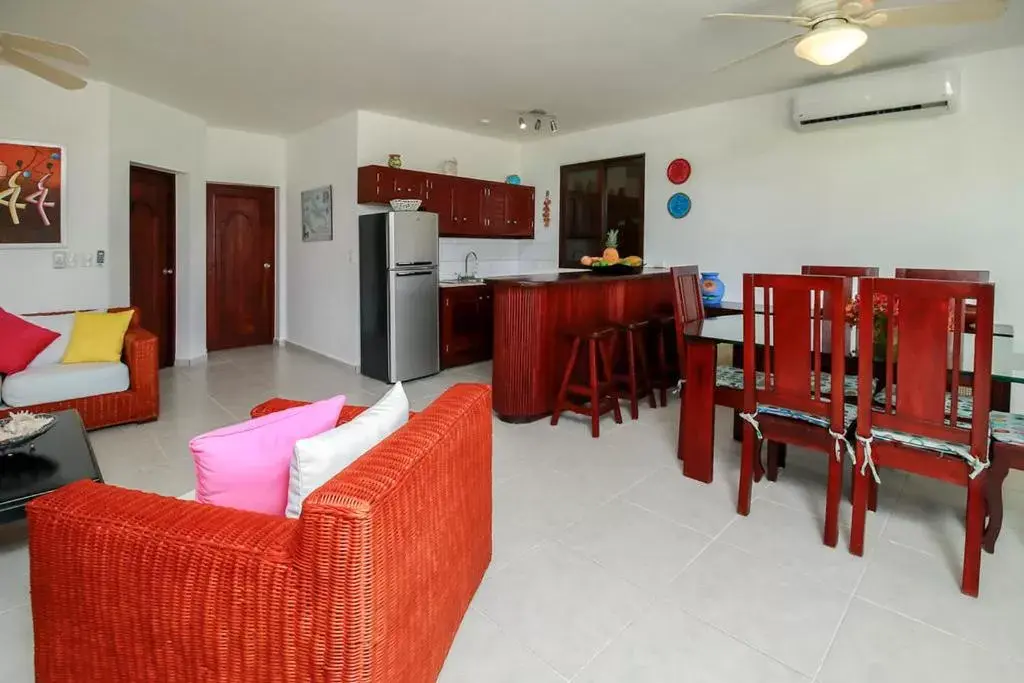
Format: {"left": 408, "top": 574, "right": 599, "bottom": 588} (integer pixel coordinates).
{"left": 588, "top": 338, "right": 601, "bottom": 438}
{"left": 625, "top": 330, "right": 640, "bottom": 420}
{"left": 636, "top": 330, "right": 657, "bottom": 410}
{"left": 656, "top": 329, "right": 669, "bottom": 407}
{"left": 551, "top": 338, "right": 580, "bottom": 427}
{"left": 599, "top": 337, "right": 623, "bottom": 425}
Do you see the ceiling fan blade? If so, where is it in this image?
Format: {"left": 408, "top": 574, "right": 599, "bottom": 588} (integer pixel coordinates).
{"left": 1, "top": 48, "right": 87, "bottom": 90}
{"left": 0, "top": 32, "right": 88, "bottom": 65}
{"left": 713, "top": 34, "right": 804, "bottom": 73}
{"left": 859, "top": 0, "right": 1007, "bottom": 29}
{"left": 704, "top": 13, "right": 814, "bottom": 28}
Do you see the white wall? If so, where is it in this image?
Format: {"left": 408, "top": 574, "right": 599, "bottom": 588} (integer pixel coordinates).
{"left": 286, "top": 112, "right": 359, "bottom": 364}
{"left": 520, "top": 47, "right": 1024, "bottom": 336}
{"left": 0, "top": 70, "right": 112, "bottom": 314}
{"left": 206, "top": 127, "right": 288, "bottom": 340}
{"left": 357, "top": 111, "right": 524, "bottom": 281}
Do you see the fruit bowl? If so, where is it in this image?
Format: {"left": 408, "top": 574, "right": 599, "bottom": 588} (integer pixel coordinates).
{"left": 587, "top": 263, "right": 644, "bottom": 276}
{"left": 389, "top": 199, "right": 422, "bottom": 211}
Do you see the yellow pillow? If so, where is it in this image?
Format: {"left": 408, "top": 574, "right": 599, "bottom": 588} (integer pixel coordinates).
{"left": 62, "top": 310, "right": 134, "bottom": 364}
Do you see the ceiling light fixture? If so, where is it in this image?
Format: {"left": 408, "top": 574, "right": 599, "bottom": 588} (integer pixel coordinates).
{"left": 550, "top": 118, "right": 559, "bottom": 133}
{"left": 794, "top": 20, "right": 868, "bottom": 67}
{"left": 534, "top": 118, "right": 542, "bottom": 131}
{"left": 518, "top": 109, "right": 560, "bottom": 135}
{"left": 480, "top": 118, "right": 491, "bottom": 125}
{"left": 518, "top": 116, "right": 527, "bottom": 130}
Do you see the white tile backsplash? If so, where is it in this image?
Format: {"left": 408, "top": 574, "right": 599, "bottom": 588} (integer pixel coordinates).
{"left": 437, "top": 237, "right": 561, "bottom": 280}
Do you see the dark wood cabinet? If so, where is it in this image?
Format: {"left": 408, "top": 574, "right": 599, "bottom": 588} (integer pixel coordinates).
{"left": 440, "top": 284, "right": 494, "bottom": 369}
{"left": 358, "top": 165, "right": 535, "bottom": 239}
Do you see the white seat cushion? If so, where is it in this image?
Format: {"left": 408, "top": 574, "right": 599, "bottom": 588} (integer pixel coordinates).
{"left": 285, "top": 383, "right": 410, "bottom": 518}
{"left": 1, "top": 362, "right": 130, "bottom": 407}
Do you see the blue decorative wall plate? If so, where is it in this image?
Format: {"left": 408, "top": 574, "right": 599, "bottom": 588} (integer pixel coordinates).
{"left": 667, "top": 192, "right": 692, "bottom": 219}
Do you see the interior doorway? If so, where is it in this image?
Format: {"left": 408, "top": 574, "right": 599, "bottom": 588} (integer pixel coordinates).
{"left": 206, "top": 183, "right": 276, "bottom": 351}
{"left": 129, "top": 165, "right": 176, "bottom": 368}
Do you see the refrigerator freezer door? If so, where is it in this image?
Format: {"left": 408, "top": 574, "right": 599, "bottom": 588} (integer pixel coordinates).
{"left": 388, "top": 268, "right": 440, "bottom": 381}
{"left": 388, "top": 212, "right": 439, "bottom": 268}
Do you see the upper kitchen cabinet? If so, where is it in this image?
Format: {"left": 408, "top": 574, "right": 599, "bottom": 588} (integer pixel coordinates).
{"left": 357, "top": 165, "right": 535, "bottom": 239}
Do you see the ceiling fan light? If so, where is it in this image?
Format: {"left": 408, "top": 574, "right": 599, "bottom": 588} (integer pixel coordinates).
{"left": 794, "top": 23, "right": 868, "bottom": 67}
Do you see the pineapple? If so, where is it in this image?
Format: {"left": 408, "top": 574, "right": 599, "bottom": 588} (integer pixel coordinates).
{"left": 602, "top": 229, "right": 620, "bottom": 263}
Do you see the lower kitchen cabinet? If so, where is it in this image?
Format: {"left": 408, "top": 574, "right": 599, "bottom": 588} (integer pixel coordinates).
{"left": 440, "top": 285, "right": 494, "bottom": 369}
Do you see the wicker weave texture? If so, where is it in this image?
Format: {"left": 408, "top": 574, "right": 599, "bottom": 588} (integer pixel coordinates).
{"left": 27, "top": 383, "right": 493, "bottom": 682}
{"left": 0, "top": 307, "right": 160, "bottom": 430}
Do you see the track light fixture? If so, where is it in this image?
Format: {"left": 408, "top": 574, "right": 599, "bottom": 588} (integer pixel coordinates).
{"left": 517, "top": 109, "right": 559, "bottom": 135}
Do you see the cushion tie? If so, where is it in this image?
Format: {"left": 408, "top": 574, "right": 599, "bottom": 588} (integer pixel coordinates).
{"left": 855, "top": 434, "right": 882, "bottom": 484}
{"left": 828, "top": 429, "right": 851, "bottom": 463}
{"left": 739, "top": 411, "right": 761, "bottom": 440}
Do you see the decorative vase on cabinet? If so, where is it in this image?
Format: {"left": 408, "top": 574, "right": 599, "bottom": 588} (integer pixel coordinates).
{"left": 701, "top": 272, "right": 725, "bottom": 305}
{"left": 388, "top": 154, "right": 403, "bottom": 169}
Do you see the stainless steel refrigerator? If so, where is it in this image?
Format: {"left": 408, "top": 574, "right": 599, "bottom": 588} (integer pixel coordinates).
{"left": 359, "top": 211, "right": 440, "bottom": 383}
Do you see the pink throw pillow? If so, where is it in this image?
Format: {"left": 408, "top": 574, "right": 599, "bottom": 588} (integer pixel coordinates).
{"left": 0, "top": 307, "right": 61, "bottom": 375}
{"left": 190, "top": 395, "right": 346, "bottom": 515}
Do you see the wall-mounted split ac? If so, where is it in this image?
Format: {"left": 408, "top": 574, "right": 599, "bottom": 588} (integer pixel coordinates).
{"left": 792, "top": 65, "right": 960, "bottom": 132}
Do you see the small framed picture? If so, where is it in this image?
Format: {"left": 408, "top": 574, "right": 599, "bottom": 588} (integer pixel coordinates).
{"left": 301, "top": 185, "right": 333, "bottom": 242}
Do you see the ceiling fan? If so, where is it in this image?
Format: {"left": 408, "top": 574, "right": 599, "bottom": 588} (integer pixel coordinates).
{"left": 707, "top": 0, "right": 1008, "bottom": 69}
{"left": 0, "top": 32, "right": 89, "bottom": 90}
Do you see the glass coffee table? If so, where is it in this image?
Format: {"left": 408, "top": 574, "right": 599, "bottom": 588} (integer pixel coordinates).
{"left": 0, "top": 410, "right": 102, "bottom": 523}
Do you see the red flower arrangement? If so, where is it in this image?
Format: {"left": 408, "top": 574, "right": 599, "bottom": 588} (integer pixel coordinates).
{"left": 844, "top": 293, "right": 897, "bottom": 325}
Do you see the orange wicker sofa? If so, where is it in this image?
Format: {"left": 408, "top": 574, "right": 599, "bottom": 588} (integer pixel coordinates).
{"left": 27, "top": 383, "right": 493, "bottom": 683}
{"left": 0, "top": 306, "right": 159, "bottom": 430}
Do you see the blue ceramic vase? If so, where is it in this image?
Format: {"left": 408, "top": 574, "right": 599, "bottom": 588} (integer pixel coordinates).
{"left": 701, "top": 272, "right": 725, "bottom": 305}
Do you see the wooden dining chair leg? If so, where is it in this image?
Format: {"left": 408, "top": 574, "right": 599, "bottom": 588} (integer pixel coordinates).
{"left": 983, "top": 451, "right": 1011, "bottom": 554}
{"left": 962, "top": 474, "right": 986, "bottom": 597}
{"left": 656, "top": 327, "right": 669, "bottom": 407}
{"left": 598, "top": 339, "right": 624, "bottom": 425}
{"left": 765, "top": 442, "right": 781, "bottom": 482}
{"left": 824, "top": 450, "right": 843, "bottom": 548}
{"left": 733, "top": 412, "right": 743, "bottom": 442}
{"left": 737, "top": 425, "right": 758, "bottom": 516}
{"left": 849, "top": 444, "right": 869, "bottom": 557}
{"left": 551, "top": 338, "right": 581, "bottom": 427}
{"left": 588, "top": 338, "right": 601, "bottom": 438}
{"left": 867, "top": 477, "right": 879, "bottom": 513}
{"left": 635, "top": 332, "right": 657, "bottom": 410}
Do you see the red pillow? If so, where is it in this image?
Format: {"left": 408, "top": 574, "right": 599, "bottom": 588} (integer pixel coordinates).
{"left": 0, "top": 308, "right": 61, "bottom": 375}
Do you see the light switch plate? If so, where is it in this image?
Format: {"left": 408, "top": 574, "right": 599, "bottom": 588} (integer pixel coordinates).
{"left": 65, "top": 252, "right": 77, "bottom": 268}
{"left": 52, "top": 251, "right": 67, "bottom": 269}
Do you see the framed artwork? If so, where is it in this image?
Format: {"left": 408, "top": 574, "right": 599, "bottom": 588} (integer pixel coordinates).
{"left": 301, "top": 185, "right": 333, "bottom": 242}
{"left": 0, "top": 140, "right": 65, "bottom": 248}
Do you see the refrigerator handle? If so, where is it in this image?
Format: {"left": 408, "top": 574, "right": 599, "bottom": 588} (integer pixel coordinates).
{"left": 395, "top": 261, "right": 434, "bottom": 267}
{"left": 395, "top": 270, "right": 434, "bottom": 277}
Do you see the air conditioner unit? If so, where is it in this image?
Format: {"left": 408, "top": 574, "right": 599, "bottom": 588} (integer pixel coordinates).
{"left": 792, "top": 66, "right": 960, "bottom": 131}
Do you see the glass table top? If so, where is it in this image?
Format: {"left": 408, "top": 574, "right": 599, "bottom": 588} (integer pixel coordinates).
{"left": 684, "top": 313, "right": 1024, "bottom": 384}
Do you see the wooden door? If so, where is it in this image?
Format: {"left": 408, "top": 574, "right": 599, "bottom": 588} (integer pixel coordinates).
{"left": 206, "top": 184, "right": 276, "bottom": 351}
{"left": 129, "top": 166, "right": 176, "bottom": 368}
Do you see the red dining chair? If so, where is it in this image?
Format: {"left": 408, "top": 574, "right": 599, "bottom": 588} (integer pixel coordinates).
{"left": 850, "top": 278, "right": 994, "bottom": 597}
{"left": 895, "top": 268, "right": 990, "bottom": 282}
{"left": 737, "top": 274, "right": 853, "bottom": 548}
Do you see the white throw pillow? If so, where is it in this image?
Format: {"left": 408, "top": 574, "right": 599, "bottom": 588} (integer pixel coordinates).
{"left": 20, "top": 313, "right": 76, "bottom": 367}
{"left": 285, "top": 382, "right": 409, "bottom": 518}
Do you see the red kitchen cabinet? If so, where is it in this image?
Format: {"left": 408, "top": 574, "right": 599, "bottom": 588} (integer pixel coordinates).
{"left": 358, "top": 165, "right": 535, "bottom": 239}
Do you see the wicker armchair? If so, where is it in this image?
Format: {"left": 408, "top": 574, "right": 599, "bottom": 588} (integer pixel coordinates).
{"left": 0, "top": 306, "right": 159, "bottom": 429}
{"left": 27, "top": 383, "right": 493, "bottom": 682}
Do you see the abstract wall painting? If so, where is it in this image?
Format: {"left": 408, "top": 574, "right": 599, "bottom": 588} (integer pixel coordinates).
{"left": 0, "top": 141, "right": 65, "bottom": 248}
{"left": 301, "top": 185, "right": 333, "bottom": 242}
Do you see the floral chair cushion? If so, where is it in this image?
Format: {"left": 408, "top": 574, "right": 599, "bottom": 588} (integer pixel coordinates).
{"left": 990, "top": 411, "right": 1024, "bottom": 446}
{"left": 758, "top": 402, "right": 858, "bottom": 431}
{"left": 873, "top": 388, "right": 974, "bottom": 422}
{"left": 868, "top": 416, "right": 987, "bottom": 478}
{"left": 715, "top": 366, "right": 868, "bottom": 398}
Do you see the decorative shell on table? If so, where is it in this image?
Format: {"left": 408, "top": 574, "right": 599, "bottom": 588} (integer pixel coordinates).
{"left": 0, "top": 411, "right": 56, "bottom": 451}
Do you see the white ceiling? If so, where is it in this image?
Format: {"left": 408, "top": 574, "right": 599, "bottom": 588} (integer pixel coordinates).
{"left": 5, "top": 0, "right": 1023, "bottom": 138}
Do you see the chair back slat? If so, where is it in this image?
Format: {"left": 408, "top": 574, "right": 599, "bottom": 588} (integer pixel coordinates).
{"left": 744, "top": 274, "right": 847, "bottom": 427}
{"left": 859, "top": 278, "right": 994, "bottom": 461}
{"left": 671, "top": 265, "right": 705, "bottom": 379}
{"left": 895, "top": 268, "right": 990, "bottom": 282}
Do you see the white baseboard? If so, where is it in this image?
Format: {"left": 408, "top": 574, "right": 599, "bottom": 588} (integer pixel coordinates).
{"left": 282, "top": 340, "right": 359, "bottom": 372}
{"left": 174, "top": 354, "right": 208, "bottom": 367}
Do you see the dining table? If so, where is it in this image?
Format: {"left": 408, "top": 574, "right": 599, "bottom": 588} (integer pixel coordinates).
{"left": 678, "top": 312, "right": 1023, "bottom": 485}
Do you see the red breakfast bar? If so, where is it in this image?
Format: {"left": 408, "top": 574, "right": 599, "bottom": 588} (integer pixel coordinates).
{"left": 486, "top": 270, "right": 673, "bottom": 423}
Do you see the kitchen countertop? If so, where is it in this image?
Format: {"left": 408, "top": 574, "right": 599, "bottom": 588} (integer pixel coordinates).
{"left": 485, "top": 268, "right": 669, "bottom": 287}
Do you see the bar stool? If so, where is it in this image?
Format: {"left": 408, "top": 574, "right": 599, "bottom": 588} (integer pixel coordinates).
{"left": 612, "top": 320, "right": 657, "bottom": 420}
{"left": 551, "top": 325, "right": 623, "bottom": 438}
{"left": 648, "top": 312, "right": 678, "bottom": 407}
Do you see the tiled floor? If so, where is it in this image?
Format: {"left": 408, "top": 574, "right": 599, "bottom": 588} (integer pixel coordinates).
{"left": 2, "top": 344, "right": 1024, "bottom": 682}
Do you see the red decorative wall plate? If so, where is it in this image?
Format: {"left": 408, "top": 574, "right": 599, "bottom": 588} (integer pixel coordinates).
{"left": 667, "top": 158, "right": 691, "bottom": 185}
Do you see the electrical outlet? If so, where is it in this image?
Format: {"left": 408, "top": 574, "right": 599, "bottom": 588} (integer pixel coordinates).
{"left": 52, "top": 251, "right": 67, "bottom": 269}
{"left": 96, "top": 250, "right": 106, "bottom": 267}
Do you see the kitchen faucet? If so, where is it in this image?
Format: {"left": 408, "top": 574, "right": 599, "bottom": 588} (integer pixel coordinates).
{"left": 462, "top": 251, "right": 479, "bottom": 280}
